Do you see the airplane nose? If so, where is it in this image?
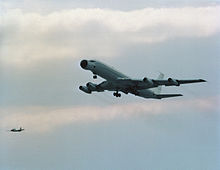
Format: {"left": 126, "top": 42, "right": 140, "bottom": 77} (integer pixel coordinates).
{"left": 80, "top": 60, "right": 88, "bottom": 69}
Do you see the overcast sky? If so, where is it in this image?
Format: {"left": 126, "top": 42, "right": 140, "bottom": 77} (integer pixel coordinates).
{"left": 0, "top": 0, "right": 220, "bottom": 169}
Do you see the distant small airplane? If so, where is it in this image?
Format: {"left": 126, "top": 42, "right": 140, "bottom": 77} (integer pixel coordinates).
{"left": 10, "top": 127, "right": 24, "bottom": 132}
{"left": 79, "top": 60, "right": 206, "bottom": 99}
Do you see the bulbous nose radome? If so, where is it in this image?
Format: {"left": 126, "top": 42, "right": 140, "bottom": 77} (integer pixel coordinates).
{"left": 80, "top": 60, "right": 88, "bottom": 69}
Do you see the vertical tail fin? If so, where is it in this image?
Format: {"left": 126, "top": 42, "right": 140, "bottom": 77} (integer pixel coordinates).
{"left": 151, "top": 72, "right": 164, "bottom": 94}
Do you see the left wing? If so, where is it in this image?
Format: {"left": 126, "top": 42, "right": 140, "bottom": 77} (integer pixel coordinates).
{"left": 152, "top": 78, "right": 206, "bottom": 86}
{"left": 100, "top": 77, "right": 206, "bottom": 90}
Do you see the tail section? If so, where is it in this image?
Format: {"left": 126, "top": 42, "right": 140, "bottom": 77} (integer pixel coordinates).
{"left": 151, "top": 72, "right": 164, "bottom": 94}
{"left": 157, "top": 72, "right": 164, "bottom": 80}
{"left": 151, "top": 73, "right": 183, "bottom": 99}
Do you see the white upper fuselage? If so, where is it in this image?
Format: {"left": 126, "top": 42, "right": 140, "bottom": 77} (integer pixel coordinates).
{"left": 80, "top": 60, "right": 129, "bottom": 81}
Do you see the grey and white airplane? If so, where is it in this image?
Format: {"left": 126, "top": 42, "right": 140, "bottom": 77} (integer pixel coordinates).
{"left": 10, "top": 127, "right": 24, "bottom": 132}
{"left": 79, "top": 60, "right": 206, "bottom": 99}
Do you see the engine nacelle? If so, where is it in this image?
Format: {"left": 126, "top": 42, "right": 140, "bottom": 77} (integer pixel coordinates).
{"left": 80, "top": 60, "right": 96, "bottom": 70}
{"left": 79, "top": 86, "right": 91, "bottom": 94}
{"left": 168, "top": 78, "right": 179, "bottom": 86}
{"left": 143, "top": 77, "right": 154, "bottom": 86}
{"left": 86, "top": 82, "right": 97, "bottom": 91}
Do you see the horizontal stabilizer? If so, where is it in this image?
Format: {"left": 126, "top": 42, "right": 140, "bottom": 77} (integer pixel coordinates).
{"left": 156, "top": 94, "right": 183, "bottom": 99}
{"left": 177, "top": 79, "right": 206, "bottom": 84}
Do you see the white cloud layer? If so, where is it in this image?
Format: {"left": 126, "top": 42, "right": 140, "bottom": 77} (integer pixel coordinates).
{"left": 1, "top": 6, "right": 220, "bottom": 66}
{"left": 0, "top": 97, "right": 218, "bottom": 133}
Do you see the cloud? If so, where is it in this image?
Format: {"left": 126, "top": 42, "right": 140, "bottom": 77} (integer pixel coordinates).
{"left": 0, "top": 6, "right": 220, "bottom": 66}
{"left": 0, "top": 96, "right": 218, "bottom": 133}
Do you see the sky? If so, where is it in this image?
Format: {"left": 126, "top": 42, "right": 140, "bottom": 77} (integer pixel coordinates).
{"left": 0, "top": 0, "right": 220, "bottom": 169}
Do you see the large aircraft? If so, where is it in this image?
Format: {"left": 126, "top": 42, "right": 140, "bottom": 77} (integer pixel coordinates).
{"left": 79, "top": 60, "right": 206, "bottom": 99}
{"left": 10, "top": 127, "right": 24, "bottom": 132}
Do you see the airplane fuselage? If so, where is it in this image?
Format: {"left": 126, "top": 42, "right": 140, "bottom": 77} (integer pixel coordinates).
{"left": 80, "top": 60, "right": 129, "bottom": 81}
{"left": 10, "top": 128, "right": 24, "bottom": 132}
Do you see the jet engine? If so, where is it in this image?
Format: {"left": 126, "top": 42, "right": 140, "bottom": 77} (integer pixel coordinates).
{"left": 79, "top": 86, "right": 91, "bottom": 94}
{"left": 86, "top": 82, "right": 98, "bottom": 91}
{"left": 143, "top": 77, "right": 154, "bottom": 86}
{"left": 168, "top": 78, "right": 180, "bottom": 86}
{"left": 80, "top": 60, "right": 96, "bottom": 70}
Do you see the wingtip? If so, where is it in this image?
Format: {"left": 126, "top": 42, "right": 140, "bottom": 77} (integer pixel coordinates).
{"left": 200, "top": 79, "right": 207, "bottom": 82}
{"left": 174, "top": 94, "right": 183, "bottom": 96}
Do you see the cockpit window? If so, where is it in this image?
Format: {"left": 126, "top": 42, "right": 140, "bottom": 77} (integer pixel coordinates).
{"left": 90, "top": 60, "right": 96, "bottom": 62}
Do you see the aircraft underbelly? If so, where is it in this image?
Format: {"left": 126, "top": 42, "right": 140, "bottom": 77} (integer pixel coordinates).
{"left": 136, "top": 89, "right": 155, "bottom": 98}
